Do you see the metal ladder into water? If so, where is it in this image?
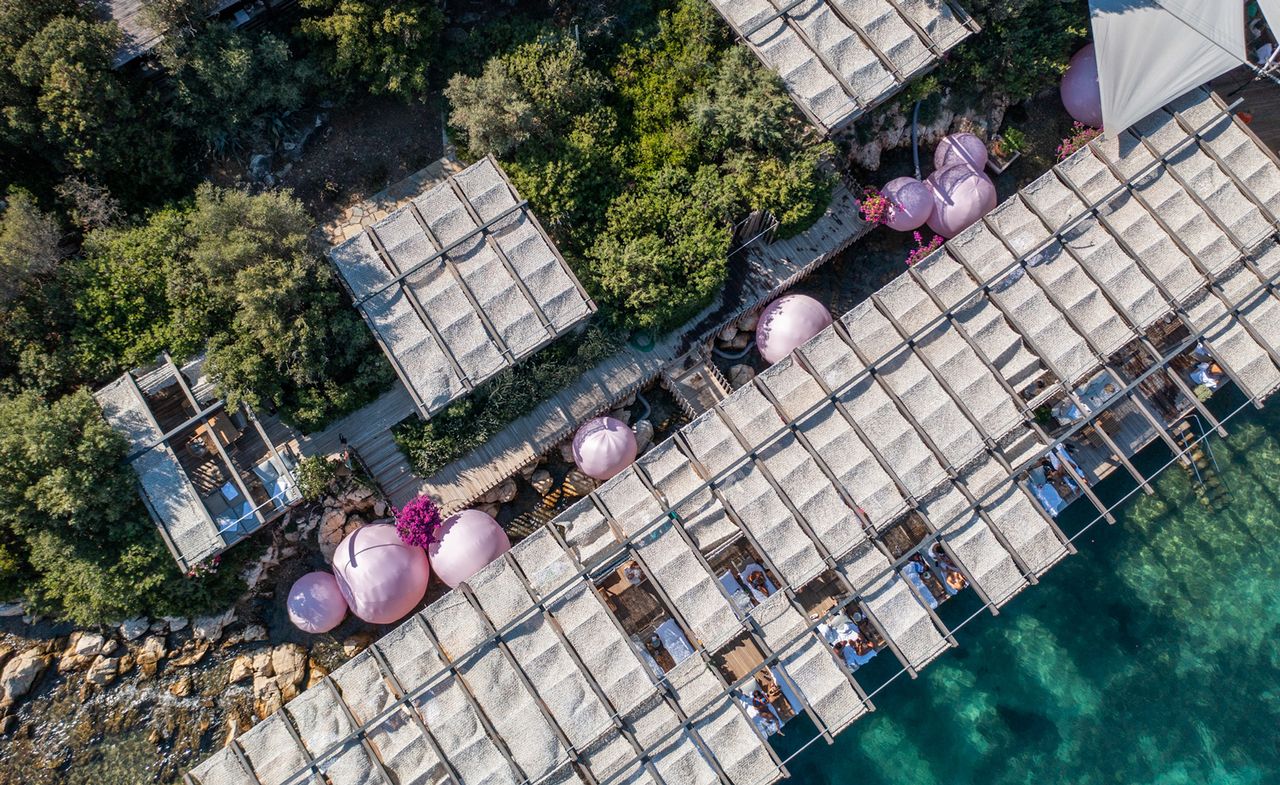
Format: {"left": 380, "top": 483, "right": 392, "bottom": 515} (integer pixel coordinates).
{"left": 1170, "top": 415, "right": 1231, "bottom": 511}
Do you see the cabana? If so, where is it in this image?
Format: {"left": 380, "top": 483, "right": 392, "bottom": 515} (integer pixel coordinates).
{"left": 189, "top": 87, "right": 1280, "bottom": 785}
{"left": 328, "top": 155, "right": 595, "bottom": 420}
{"left": 706, "top": 0, "right": 978, "bottom": 135}
{"left": 95, "top": 354, "right": 300, "bottom": 571}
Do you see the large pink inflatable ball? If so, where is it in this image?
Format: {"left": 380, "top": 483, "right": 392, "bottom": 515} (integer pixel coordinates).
{"left": 572, "top": 416, "right": 638, "bottom": 481}
{"left": 881, "top": 177, "right": 934, "bottom": 232}
{"left": 428, "top": 509, "right": 512, "bottom": 588}
{"left": 1060, "top": 44, "right": 1103, "bottom": 128}
{"left": 287, "top": 571, "right": 349, "bottom": 634}
{"left": 933, "top": 132, "right": 988, "bottom": 173}
{"left": 332, "top": 524, "right": 430, "bottom": 625}
{"left": 925, "top": 165, "right": 998, "bottom": 238}
{"left": 756, "top": 294, "right": 833, "bottom": 364}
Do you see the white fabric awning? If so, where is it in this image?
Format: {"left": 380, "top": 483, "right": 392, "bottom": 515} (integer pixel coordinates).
{"left": 1090, "top": 0, "right": 1245, "bottom": 136}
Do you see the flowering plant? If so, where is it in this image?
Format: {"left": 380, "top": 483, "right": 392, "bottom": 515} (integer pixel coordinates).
{"left": 1056, "top": 122, "right": 1101, "bottom": 160}
{"left": 186, "top": 554, "right": 222, "bottom": 578}
{"left": 395, "top": 495, "right": 443, "bottom": 548}
{"left": 905, "top": 231, "right": 943, "bottom": 266}
{"left": 857, "top": 186, "right": 896, "bottom": 225}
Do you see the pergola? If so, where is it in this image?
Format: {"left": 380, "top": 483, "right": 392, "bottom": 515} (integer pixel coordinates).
{"left": 96, "top": 354, "right": 300, "bottom": 571}
{"left": 328, "top": 156, "right": 596, "bottom": 420}
{"left": 189, "top": 88, "right": 1280, "bottom": 785}
{"left": 706, "top": 0, "right": 979, "bottom": 135}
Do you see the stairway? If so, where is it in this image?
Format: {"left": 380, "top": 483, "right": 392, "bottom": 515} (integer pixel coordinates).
{"left": 1170, "top": 418, "right": 1231, "bottom": 511}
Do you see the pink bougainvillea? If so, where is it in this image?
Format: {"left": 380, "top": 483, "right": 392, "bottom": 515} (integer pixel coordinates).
{"left": 858, "top": 186, "right": 897, "bottom": 225}
{"left": 905, "top": 231, "right": 943, "bottom": 266}
{"left": 1056, "top": 122, "right": 1102, "bottom": 161}
{"left": 395, "top": 495, "right": 443, "bottom": 548}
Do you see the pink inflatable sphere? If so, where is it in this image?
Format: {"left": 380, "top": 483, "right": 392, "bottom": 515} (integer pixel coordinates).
{"left": 332, "top": 524, "right": 430, "bottom": 625}
{"left": 287, "top": 571, "right": 349, "bottom": 634}
{"left": 926, "top": 165, "right": 998, "bottom": 238}
{"left": 1060, "top": 44, "right": 1103, "bottom": 128}
{"left": 756, "top": 294, "right": 833, "bottom": 363}
{"left": 933, "top": 133, "right": 988, "bottom": 173}
{"left": 881, "top": 177, "right": 934, "bottom": 232}
{"left": 572, "top": 416, "right": 638, "bottom": 481}
{"left": 428, "top": 509, "right": 512, "bottom": 588}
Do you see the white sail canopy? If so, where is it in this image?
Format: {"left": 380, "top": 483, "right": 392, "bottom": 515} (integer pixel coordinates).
{"left": 1090, "top": 0, "right": 1245, "bottom": 136}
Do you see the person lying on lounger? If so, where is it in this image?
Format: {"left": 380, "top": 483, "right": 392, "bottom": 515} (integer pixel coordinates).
{"left": 745, "top": 568, "right": 772, "bottom": 599}
{"left": 928, "top": 544, "right": 968, "bottom": 592}
{"left": 1190, "top": 362, "right": 1224, "bottom": 390}
{"left": 751, "top": 690, "right": 784, "bottom": 735}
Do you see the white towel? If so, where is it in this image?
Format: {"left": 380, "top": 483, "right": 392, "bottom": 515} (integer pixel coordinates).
{"left": 719, "top": 572, "right": 753, "bottom": 615}
{"left": 903, "top": 563, "right": 939, "bottom": 610}
{"left": 655, "top": 619, "right": 695, "bottom": 664}
{"left": 1033, "top": 481, "right": 1067, "bottom": 517}
{"left": 631, "top": 636, "right": 664, "bottom": 679}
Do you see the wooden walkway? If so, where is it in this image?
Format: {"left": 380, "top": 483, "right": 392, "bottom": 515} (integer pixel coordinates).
{"left": 414, "top": 184, "right": 869, "bottom": 511}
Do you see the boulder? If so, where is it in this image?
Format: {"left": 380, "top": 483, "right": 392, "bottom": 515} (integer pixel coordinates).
{"left": 728, "top": 364, "right": 756, "bottom": 389}
{"left": 1, "top": 649, "right": 49, "bottom": 703}
{"left": 117, "top": 654, "right": 135, "bottom": 676}
{"left": 73, "top": 632, "right": 106, "bottom": 659}
{"left": 633, "top": 420, "right": 654, "bottom": 453}
{"left": 0, "top": 602, "right": 23, "bottom": 618}
{"left": 162, "top": 616, "right": 188, "bottom": 632}
{"left": 85, "top": 656, "right": 119, "bottom": 688}
{"left": 229, "top": 655, "right": 253, "bottom": 685}
{"left": 101, "top": 639, "right": 119, "bottom": 657}
{"left": 558, "top": 440, "right": 576, "bottom": 464}
{"left": 729, "top": 331, "right": 752, "bottom": 350}
{"left": 253, "top": 678, "right": 283, "bottom": 719}
{"left": 342, "top": 632, "right": 373, "bottom": 658}
{"left": 737, "top": 311, "right": 760, "bottom": 332}
{"left": 319, "top": 508, "right": 357, "bottom": 562}
{"left": 476, "top": 502, "right": 501, "bottom": 520}
{"left": 119, "top": 617, "right": 149, "bottom": 642}
{"left": 340, "top": 485, "right": 376, "bottom": 513}
{"left": 519, "top": 460, "right": 541, "bottom": 481}
{"left": 306, "top": 658, "right": 329, "bottom": 689}
{"left": 170, "top": 675, "right": 193, "bottom": 698}
{"left": 251, "top": 651, "right": 274, "bottom": 678}
{"left": 374, "top": 499, "right": 389, "bottom": 518}
{"left": 717, "top": 324, "right": 739, "bottom": 343}
{"left": 171, "top": 641, "right": 211, "bottom": 668}
{"left": 193, "top": 609, "right": 235, "bottom": 643}
{"left": 271, "top": 644, "right": 308, "bottom": 701}
{"left": 530, "top": 469, "right": 554, "bottom": 496}
{"left": 136, "top": 636, "right": 166, "bottom": 679}
{"left": 479, "top": 478, "right": 518, "bottom": 505}
{"left": 240, "top": 625, "right": 268, "bottom": 643}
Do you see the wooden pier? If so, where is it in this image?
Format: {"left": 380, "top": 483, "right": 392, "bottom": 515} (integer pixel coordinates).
{"left": 189, "top": 89, "right": 1280, "bottom": 785}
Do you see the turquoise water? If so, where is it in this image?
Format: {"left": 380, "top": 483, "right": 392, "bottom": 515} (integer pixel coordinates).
{"left": 779, "top": 389, "right": 1280, "bottom": 784}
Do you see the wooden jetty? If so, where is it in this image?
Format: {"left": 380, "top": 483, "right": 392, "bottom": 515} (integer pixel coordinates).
{"left": 189, "top": 88, "right": 1280, "bottom": 785}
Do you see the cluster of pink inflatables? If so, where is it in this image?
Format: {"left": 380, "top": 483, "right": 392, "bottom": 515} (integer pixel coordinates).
{"left": 876, "top": 131, "right": 997, "bottom": 240}
{"left": 287, "top": 509, "right": 512, "bottom": 631}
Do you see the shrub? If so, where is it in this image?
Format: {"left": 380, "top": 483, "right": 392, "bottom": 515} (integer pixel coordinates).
{"left": 587, "top": 167, "right": 732, "bottom": 332}
{"left": 395, "top": 495, "right": 442, "bottom": 548}
{"left": 294, "top": 455, "right": 338, "bottom": 501}
{"left": 446, "top": 35, "right": 609, "bottom": 157}
{"left": 299, "top": 0, "right": 444, "bottom": 99}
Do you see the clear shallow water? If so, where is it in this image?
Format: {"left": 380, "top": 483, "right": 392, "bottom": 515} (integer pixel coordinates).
{"left": 777, "top": 390, "right": 1280, "bottom": 785}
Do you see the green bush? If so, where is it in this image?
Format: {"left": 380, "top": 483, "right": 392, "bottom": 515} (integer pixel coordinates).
{"left": 0, "top": 389, "right": 247, "bottom": 622}
{"left": 294, "top": 455, "right": 339, "bottom": 501}
{"left": 397, "top": 325, "right": 625, "bottom": 476}
{"left": 298, "top": 0, "right": 444, "bottom": 99}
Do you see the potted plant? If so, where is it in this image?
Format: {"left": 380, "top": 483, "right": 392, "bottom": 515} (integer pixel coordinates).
{"left": 987, "top": 127, "right": 1027, "bottom": 174}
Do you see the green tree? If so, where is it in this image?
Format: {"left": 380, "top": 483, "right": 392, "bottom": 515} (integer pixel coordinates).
{"left": 298, "top": 0, "right": 444, "bottom": 99}
{"left": 189, "top": 185, "right": 392, "bottom": 430}
{"left": 587, "top": 167, "right": 731, "bottom": 332}
{"left": 72, "top": 205, "right": 211, "bottom": 378}
{"left": 0, "top": 189, "right": 65, "bottom": 303}
{"left": 446, "top": 35, "right": 609, "bottom": 157}
{"left": 158, "top": 23, "right": 311, "bottom": 155}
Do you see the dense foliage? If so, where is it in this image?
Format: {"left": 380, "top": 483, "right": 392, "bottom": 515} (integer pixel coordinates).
{"left": 446, "top": 0, "right": 836, "bottom": 334}
{"left": 298, "top": 0, "right": 444, "bottom": 99}
{"left": 0, "top": 390, "right": 247, "bottom": 623}
{"left": 394, "top": 495, "right": 442, "bottom": 548}
{"left": 396, "top": 325, "right": 625, "bottom": 477}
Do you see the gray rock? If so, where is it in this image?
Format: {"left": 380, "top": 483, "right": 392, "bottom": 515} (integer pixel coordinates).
{"left": 1, "top": 650, "right": 49, "bottom": 702}
{"left": 119, "top": 617, "right": 149, "bottom": 641}
{"left": 728, "top": 364, "right": 756, "bottom": 389}
{"left": 0, "top": 603, "right": 23, "bottom": 618}
{"left": 192, "top": 609, "right": 235, "bottom": 643}
{"left": 162, "top": 616, "right": 188, "bottom": 632}
{"left": 248, "top": 153, "right": 272, "bottom": 180}
{"left": 530, "top": 469, "right": 554, "bottom": 496}
{"left": 240, "top": 624, "right": 267, "bottom": 643}
{"left": 737, "top": 311, "right": 760, "bottom": 332}
{"left": 85, "top": 656, "right": 119, "bottom": 687}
